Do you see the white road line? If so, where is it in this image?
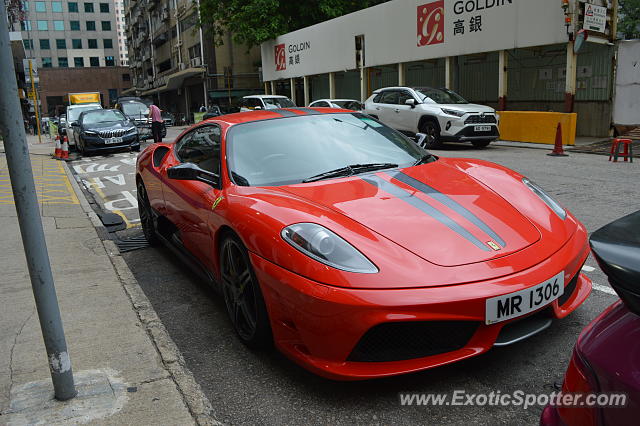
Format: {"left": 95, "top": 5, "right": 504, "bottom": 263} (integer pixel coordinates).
{"left": 581, "top": 265, "right": 596, "bottom": 272}
{"left": 592, "top": 283, "right": 617, "bottom": 296}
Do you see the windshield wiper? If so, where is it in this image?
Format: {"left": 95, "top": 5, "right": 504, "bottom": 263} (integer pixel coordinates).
{"left": 413, "top": 154, "right": 436, "bottom": 166}
{"left": 303, "top": 163, "right": 398, "bottom": 183}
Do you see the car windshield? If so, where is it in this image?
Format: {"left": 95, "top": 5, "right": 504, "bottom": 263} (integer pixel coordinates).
{"left": 414, "top": 88, "right": 468, "bottom": 104}
{"left": 122, "top": 102, "right": 149, "bottom": 117}
{"left": 68, "top": 105, "right": 101, "bottom": 121}
{"left": 333, "top": 100, "right": 363, "bottom": 110}
{"left": 261, "top": 97, "right": 295, "bottom": 109}
{"left": 82, "top": 110, "right": 126, "bottom": 124}
{"left": 227, "top": 113, "right": 428, "bottom": 187}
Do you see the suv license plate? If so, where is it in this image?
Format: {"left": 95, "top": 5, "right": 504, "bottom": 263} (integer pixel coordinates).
{"left": 474, "top": 125, "right": 492, "bottom": 132}
{"left": 105, "top": 137, "right": 123, "bottom": 144}
{"left": 485, "top": 271, "right": 564, "bottom": 324}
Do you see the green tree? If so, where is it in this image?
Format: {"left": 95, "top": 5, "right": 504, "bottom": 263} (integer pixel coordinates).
{"left": 619, "top": 0, "right": 640, "bottom": 39}
{"left": 199, "top": 0, "right": 389, "bottom": 47}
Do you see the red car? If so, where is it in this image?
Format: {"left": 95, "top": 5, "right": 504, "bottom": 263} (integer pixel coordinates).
{"left": 136, "top": 108, "right": 591, "bottom": 380}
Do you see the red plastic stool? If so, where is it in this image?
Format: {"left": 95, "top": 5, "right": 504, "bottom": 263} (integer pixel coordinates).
{"left": 609, "top": 138, "right": 634, "bottom": 163}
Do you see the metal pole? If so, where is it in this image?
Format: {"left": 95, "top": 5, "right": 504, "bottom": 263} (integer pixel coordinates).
{"left": 28, "top": 60, "right": 42, "bottom": 144}
{"left": 0, "top": 6, "right": 76, "bottom": 401}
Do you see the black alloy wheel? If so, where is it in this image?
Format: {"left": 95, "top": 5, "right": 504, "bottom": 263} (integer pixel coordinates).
{"left": 220, "top": 234, "right": 272, "bottom": 349}
{"left": 420, "top": 120, "right": 443, "bottom": 149}
{"left": 137, "top": 180, "right": 159, "bottom": 246}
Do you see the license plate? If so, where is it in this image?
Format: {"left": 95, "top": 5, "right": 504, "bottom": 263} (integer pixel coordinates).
{"left": 474, "top": 125, "right": 492, "bottom": 132}
{"left": 105, "top": 137, "right": 123, "bottom": 144}
{"left": 485, "top": 271, "right": 564, "bottom": 325}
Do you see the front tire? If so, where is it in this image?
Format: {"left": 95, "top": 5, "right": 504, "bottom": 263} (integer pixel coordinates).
{"left": 471, "top": 140, "right": 492, "bottom": 148}
{"left": 419, "top": 119, "right": 443, "bottom": 149}
{"left": 220, "top": 233, "right": 272, "bottom": 349}
{"left": 137, "top": 180, "right": 159, "bottom": 246}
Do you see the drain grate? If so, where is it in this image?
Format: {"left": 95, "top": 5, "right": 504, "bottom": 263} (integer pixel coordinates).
{"left": 114, "top": 234, "right": 149, "bottom": 253}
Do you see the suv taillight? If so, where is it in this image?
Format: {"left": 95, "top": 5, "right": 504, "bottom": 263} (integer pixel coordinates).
{"left": 557, "top": 351, "right": 598, "bottom": 426}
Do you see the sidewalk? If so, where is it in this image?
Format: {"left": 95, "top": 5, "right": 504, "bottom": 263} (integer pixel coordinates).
{"left": 0, "top": 136, "right": 215, "bottom": 424}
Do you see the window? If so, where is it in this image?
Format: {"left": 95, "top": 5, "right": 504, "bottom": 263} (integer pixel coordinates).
{"left": 70, "top": 20, "right": 80, "bottom": 30}
{"left": 378, "top": 91, "right": 399, "bottom": 105}
{"left": 52, "top": 1, "right": 63, "bottom": 12}
{"left": 20, "top": 20, "right": 32, "bottom": 31}
{"left": 176, "top": 126, "right": 221, "bottom": 175}
{"left": 42, "top": 57, "right": 52, "bottom": 68}
{"left": 84, "top": 2, "right": 94, "bottom": 12}
{"left": 105, "top": 56, "right": 115, "bottom": 66}
{"left": 86, "top": 21, "right": 96, "bottom": 31}
{"left": 397, "top": 91, "right": 415, "bottom": 105}
{"left": 39, "top": 39, "right": 50, "bottom": 49}
{"left": 71, "top": 39, "right": 82, "bottom": 48}
{"left": 103, "top": 39, "right": 113, "bottom": 48}
{"left": 37, "top": 20, "right": 48, "bottom": 30}
{"left": 35, "top": 1, "right": 45, "bottom": 12}
{"left": 101, "top": 21, "right": 111, "bottom": 31}
{"left": 99, "top": 2, "right": 108, "bottom": 12}
{"left": 58, "top": 57, "right": 68, "bottom": 67}
{"left": 68, "top": 2, "right": 78, "bottom": 12}
{"left": 56, "top": 39, "right": 66, "bottom": 49}
{"left": 108, "top": 89, "right": 118, "bottom": 105}
{"left": 88, "top": 39, "right": 97, "bottom": 48}
{"left": 22, "top": 1, "right": 29, "bottom": 11}
{"left": 122, "top": 73, "right": 130, "bottom": 81}
{"left": 89, "top": 57, "right": 100, "bottom": 67}
{"left": 74, "top": 57, "right": 84, "bottom": 67}
{"left": 179, "top": 13, "right": 197, "bottom": 33}
{"left": 53, "top": 20, "right": 64, "bottom": 31}
{"left": 23, "top": 39, "right": 33, "bottom": 49}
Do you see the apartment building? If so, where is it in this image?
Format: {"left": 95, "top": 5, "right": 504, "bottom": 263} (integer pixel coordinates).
{"left": 114, "top": 0, "right": 128, "bottom": 65}
{"left": 123, "top": 0, "right": 262, "bottom": 119}
{"left": 19, "top": 0, "right": 121, "bottom": 68}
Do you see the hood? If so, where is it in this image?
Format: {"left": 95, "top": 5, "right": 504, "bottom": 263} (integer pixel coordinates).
{"left": 438, "top": 103, "right": 494, "bottom": 114}
{"left": 84, "top": 121, "right": 133, "bottom": 131}
{"left": 279, "top": 162, "right": 540, "bottom": 267}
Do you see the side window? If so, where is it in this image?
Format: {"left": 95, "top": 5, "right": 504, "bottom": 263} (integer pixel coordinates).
{"left": 250, "top": 98, "right": 263, "bottom": 109}
{"left": 379, "top": 91, "right": 399, "bottom": 105}
{"left": 241, "top": 98, "right": 249, "bottom": 108}
{"left": 176, "top": 125, "right": 221, "bottom": 175}
{"left": 316, "top": 101, "right": 329, "bottom": 107}
{"left": 397, "top": 91, "right": 414, "bottom": 105}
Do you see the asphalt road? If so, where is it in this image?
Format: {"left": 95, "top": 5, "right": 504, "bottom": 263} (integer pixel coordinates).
{"left": 72, "top": 138, "right": 632, "bottom": 425}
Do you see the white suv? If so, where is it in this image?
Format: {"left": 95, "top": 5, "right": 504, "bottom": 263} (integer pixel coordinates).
{"left": 363, "top": 87, "right": 499, "bottom": 149}
{"left": 240, "top": 95, "right": 295, "bottom": 111}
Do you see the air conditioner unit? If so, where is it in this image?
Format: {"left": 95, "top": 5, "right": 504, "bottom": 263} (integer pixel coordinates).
{"left": 190, "top": 57, "right": 201, "bottom": 67}
{"left": 178, "top": 62, "right": 186, "bottom": 70}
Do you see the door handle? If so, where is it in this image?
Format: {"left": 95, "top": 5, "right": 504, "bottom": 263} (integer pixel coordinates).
{"left": 394, "top": 109, "right": 400, "bottom": 113}
{"left": 375, "top": 107, "right": 380, "bottom": 110}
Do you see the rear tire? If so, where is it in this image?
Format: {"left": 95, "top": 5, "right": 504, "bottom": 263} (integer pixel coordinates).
{"left": 220, "top": 233, "right": 272, "bottom": 350}
{"left": 419, "top": 119, "right": 443, "bottom": 149}
{"left": 471, "top": 140, "right": 492, "bottom": 148}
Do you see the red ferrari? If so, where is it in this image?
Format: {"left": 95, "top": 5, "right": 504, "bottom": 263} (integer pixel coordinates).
{"left": 136, "top": 108, "right": 591, "bottom": 380}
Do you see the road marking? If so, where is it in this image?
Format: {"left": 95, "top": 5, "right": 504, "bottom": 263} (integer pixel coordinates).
{"left": 581, "top": 265, "right": 596, "bottom": 272}
{"left": 592, "top": 283, "right": 617, "bottom": 296}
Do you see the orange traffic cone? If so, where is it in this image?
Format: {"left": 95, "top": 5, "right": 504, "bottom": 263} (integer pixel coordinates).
{"left": 54, "top": 135, "right": 62, "bottom": 159}
{"left": 547, "top": 122, "right": 568, "bottom": 157}
{"left": 61, "top": 137, "right": 69, "bottom": 160}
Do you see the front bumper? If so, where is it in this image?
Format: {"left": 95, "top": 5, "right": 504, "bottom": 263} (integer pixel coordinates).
{"left": 441, "top": 125, "right": 500, "bottom": 142}
{"left": 82, "top": 133, "right": 139, "bottom": 152}
{"left": 250, "top": 226, "right": 591, "bottom": 380}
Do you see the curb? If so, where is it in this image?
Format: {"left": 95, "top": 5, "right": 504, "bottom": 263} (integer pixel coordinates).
{"left": 61, "top": 161, "right": 220, "bottom": 426}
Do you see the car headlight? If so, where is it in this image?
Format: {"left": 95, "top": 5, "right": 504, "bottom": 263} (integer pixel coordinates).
{"left": 281, "top": 223, "right": 378, "bottom": 274}
{"left": 441, "top": 108, "right": 465, "bottom": 117}
{"left": 84, "top": 130, "right": 98, "bottom": 136}
{"left": 522, "top": 178, "right": 566, "bottom": 220}
{"left": 126, "top": 127, "right": 137, "bottom": 134}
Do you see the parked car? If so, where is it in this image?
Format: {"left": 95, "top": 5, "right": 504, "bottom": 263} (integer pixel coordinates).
{"left": 136, "top": 108, "right": 591, "bottom": 380}
{"left": 65, "top": 103, "right": 103, "bottom": 149}
{"left": 309, "top": 99, "right": 363, "bottom": 111}
{"left": 203, "top": 105, "right": 223, "bottom": 120}
{"left": 363, "top": 86, "right": 499, "bottom": 149}
{"left": 540, "top": 210, "right": 640, "bottom": 426}
{"left": 240, "top": 95, "right": 295, "bottom": 111}
{"left": 115, "top": 98, "right": 165, "bottom": 140}
{"left": 74, "top": 109, "right": 139, "bottom": 155}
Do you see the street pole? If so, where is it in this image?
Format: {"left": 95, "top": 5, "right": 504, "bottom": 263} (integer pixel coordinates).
{"left": 0, "top": 5, "right": 76, "bottom": 401}
{"left": 28, "top": 60, "right": 42, "bottom": 144}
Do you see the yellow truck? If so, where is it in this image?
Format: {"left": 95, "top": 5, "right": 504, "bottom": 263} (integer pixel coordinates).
{"left": 68, "top": 92, "right": 101, "bottom": 105}
{"left": 65, "top": 92, "right": 103, "bottom": 149}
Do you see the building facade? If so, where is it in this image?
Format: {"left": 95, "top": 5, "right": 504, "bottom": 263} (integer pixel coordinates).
{"left": 114, "top": 0, "right": 128, "bottom": 65}
{"left": 18, "top": 0, "right": 121, "bottom": 69}
{"left": 123, "top": 0, "right": 262, "bottom": 120}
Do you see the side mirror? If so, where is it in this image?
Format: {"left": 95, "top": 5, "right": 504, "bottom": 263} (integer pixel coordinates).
{"left": 167, "top": 163, "right": 219, "bottom": 187}
{"left": 416, "top": 133, "right": 428, "bottom": 147}
{"left": 405, "top": 99, "right": 417, "bottom": 108}
{"left": 70, "top": 121, "right": 79, "bottom": 126}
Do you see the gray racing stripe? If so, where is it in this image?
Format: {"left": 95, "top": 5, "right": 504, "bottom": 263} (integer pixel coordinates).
{"left": 361, "top": 175, "right": 491, "bottom": 252}
{"left": 388, "top": 171, "right": 506, "bottom": 247}
{"left": 269, "top": 109, "right": 298, "bottom": 117}
{"left": 289, "top": 107, "right": 323, "bottom": 115}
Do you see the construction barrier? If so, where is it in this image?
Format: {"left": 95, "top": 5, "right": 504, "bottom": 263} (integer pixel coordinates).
{"left": 498, "top": 111, "right": 577, "bottom": 146}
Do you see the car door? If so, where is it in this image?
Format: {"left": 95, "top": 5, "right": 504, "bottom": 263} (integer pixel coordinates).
{"left": 162, "top": 124, "right": 223, "bottom": 271}
{"left": 394, "top": 90, "right": 420, "bottom": 132}
{"left": 374, "top": 91, "right": 400, "bottom": 129}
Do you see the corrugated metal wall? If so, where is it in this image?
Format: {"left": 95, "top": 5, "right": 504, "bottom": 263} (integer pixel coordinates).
{"left": 458, "top": 52, "right": 499, "bottom": 103}
{"left": 369, "top": 65, "right": 399, "bottom": 91}
{"left": 576, "top": 42, "right": 613, "bottom": 101}
{"left": 335, "top": 71, "right": 361, "bottom": 100}
{"left": 310, "top": 74, "right": 330, "bottom": 100}
{"left": 405, "top": 59, "right": 445, "bottom": 87}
